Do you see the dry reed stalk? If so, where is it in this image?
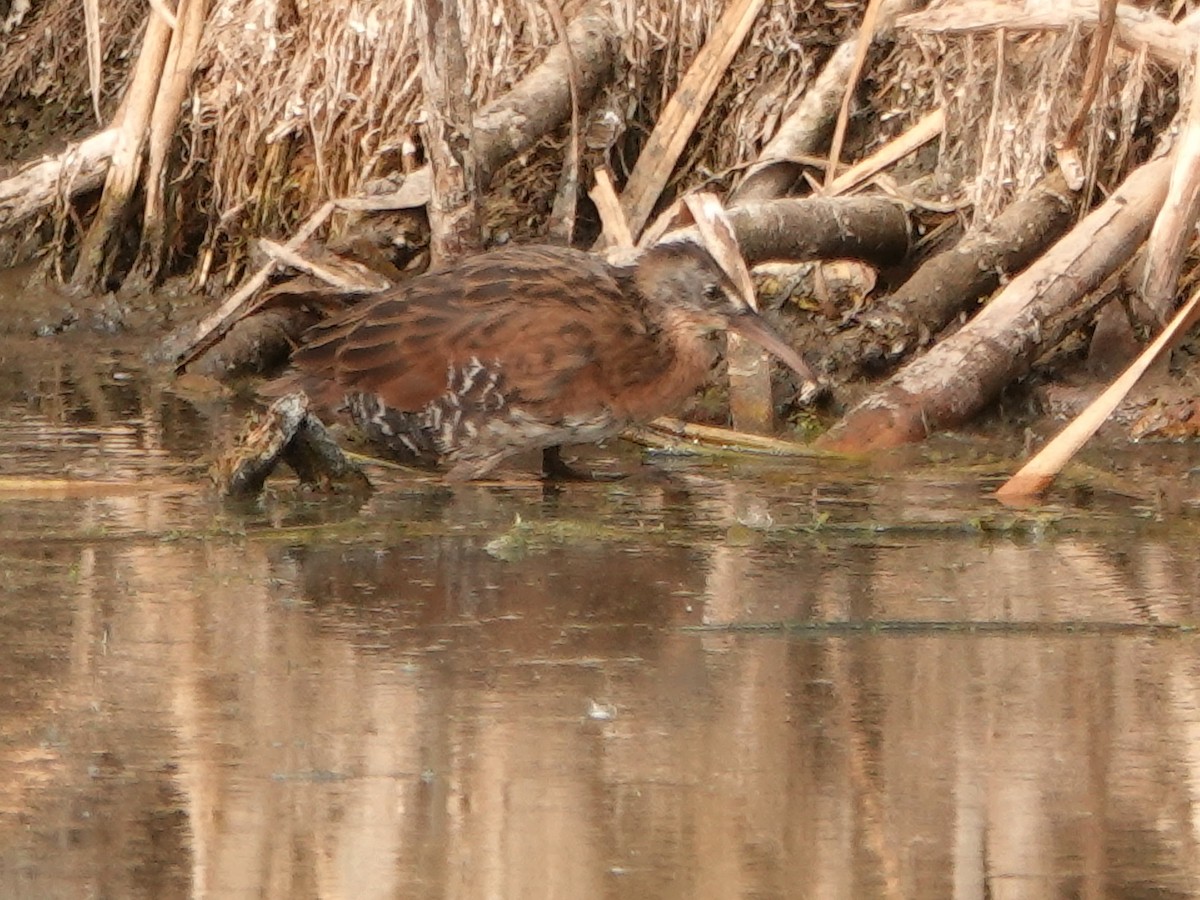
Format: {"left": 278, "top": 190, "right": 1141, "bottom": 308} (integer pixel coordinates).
{"left": 256, "top": 239, "right": 391, "bottom": 293}
{"left": 619, "top": 0, "right": 766, "bottom": 240}
{"left": 823, "top": 108, "right": 944, "bottom": 197}
{"left": 997, "top": 283, "right": 1200, "bottom": 502}
{"left": 825, "top": 0, "right": 885, "bottom": 191}
{"left": 627, "top": 417, "right": 829, "bottom": 457}
{"left": 83, "top": 0, "right": 102, "bottom": 123}
{"left": 589, "top": 168, "right": 634, "bottom": 251}
{"left": 1056, "top": 0, "right": 1117, "bottom": 190}
{"left": 138, "top": 0, "right": 210, "bottom": 283}
{"left": 71, "top": 7, "right": 173, "bottom": 288}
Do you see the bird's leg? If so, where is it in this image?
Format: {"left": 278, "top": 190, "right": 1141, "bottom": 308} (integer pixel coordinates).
{"left": 541, "top": 446, "right": 627, "bottom": 482}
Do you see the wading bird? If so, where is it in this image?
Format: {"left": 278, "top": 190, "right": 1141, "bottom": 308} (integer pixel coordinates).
{"left": 276, "top": 235, "right": 817, "bottom": 480}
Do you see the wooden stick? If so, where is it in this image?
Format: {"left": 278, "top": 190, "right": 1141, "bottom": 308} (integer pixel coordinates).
{"left": 996, "top": 281, "right": 1200, "bottom": 501}
{"left": 257, "top": 239, "right": 392, "bottom": 293}
{"left": 629, "top": 417, "right": 835, "bottom": 457}
{"left": 619, "top": 0, "right": 766, "bottom": 239}
{"left": 589, "top": 167, "right": 635, "bottom": 250}
{"left": 824, "top": 108, "right": 945, "bottom": 196}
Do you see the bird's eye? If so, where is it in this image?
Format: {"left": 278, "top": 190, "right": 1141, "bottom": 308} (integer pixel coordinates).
{"left": 703, "top": 283, "right": 721, "bottom": 302}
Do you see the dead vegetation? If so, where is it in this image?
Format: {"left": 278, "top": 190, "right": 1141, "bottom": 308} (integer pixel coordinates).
{"left": 2, "top": 0, "right": 1200, "bottom": 496}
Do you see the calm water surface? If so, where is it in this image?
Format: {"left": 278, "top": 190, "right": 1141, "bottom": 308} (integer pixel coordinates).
{"left": 2, "top": 341, "right": 1200, "bottom": 898}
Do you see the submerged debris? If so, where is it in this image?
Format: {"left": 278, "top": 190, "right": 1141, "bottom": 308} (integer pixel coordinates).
{"left": 213, "top": 393, "right": 371, "bottom": 498}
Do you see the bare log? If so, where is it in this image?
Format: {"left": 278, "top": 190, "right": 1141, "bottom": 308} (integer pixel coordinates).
{"left": 820, "top": 171, "right": 1076, "bottom": 379}
{"left": 818, "top": 154, "right": 1172, "bottom": 453}
{"left": 726, "top": 197, "right": 911, "bottom": 267}
{"left": 415, "top": 0, "right": 482, "bottom": 260}
{"left": 71, "top": 7, "right": 173, "bottom": 289}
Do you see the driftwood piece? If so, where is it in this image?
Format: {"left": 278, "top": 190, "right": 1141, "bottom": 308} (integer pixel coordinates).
{"left": 415, "top": 0, "right": 482, "bottom": 260}
{"left": 820, "top": 171, "right": 1076, "bottom": 379}
{"left": 71, "top": 7, "right": 173, "bottom": 289}
{"left": 818, "top": 154, "right": 1172, "bottom": 453}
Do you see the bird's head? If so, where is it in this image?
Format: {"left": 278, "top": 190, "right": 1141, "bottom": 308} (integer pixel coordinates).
{"left": 631, "top": 234, "right": 819, "bottom": 387}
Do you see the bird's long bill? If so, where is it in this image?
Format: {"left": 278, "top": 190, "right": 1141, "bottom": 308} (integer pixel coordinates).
{"left": 728, "top": 311, "right": 819, "bottom": 385}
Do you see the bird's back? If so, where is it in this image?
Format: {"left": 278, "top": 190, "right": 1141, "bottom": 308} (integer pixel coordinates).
{"left": 291, "top": 244, "right": 682, "bottom": 421}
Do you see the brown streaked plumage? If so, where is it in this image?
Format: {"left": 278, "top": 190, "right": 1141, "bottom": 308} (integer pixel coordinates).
{"left": 276, "top": 238, "right": 816, "bottom": 480}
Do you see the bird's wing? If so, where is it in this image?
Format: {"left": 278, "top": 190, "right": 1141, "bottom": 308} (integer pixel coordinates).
{"left": 290, "top": 246, "right": 666, "bottom": 417}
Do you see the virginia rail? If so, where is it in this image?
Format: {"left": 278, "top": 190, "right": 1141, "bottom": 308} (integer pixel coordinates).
{"left": 280, "top": 236, "right": 817, "bottom": 480}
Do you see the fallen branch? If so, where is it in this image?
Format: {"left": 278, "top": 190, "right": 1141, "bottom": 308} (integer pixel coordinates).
{"left": 474, "top": 0, "right": 619, "bottom": 185}
{"left": 0, "top": 129, "right": 117, "bottom": 229}
{"left": 818, "top": 154, "right": 1172, "bottom": 453}
{"left": 820, "top": 170, "right": 1076, "bottom": 378}
{"left": 170, "top": 201, "right": 336, "bottom": 369}
{"left": 1138, "top": 45, "right": 1200, "bottom": 325}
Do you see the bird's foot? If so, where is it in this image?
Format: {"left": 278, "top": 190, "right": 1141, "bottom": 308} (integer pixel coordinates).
{"left": 541, "top": 446, "right": 627, "bottom": 482}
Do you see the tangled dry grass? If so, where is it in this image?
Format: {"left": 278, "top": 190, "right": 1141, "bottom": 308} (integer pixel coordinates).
{"left": 0, "top": 0, "right": 1187, "bottom": 285}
